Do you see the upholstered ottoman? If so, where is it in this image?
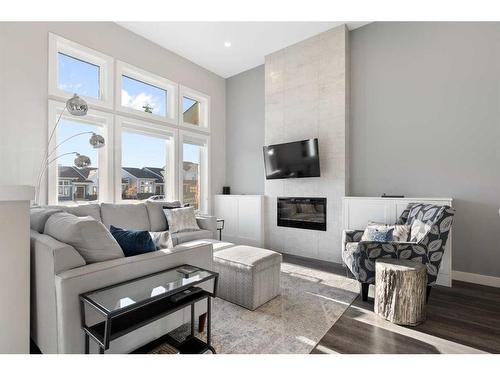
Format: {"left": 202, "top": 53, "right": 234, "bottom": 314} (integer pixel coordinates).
{"left": 213, "top": 245, "right": 282, "bottom": 310}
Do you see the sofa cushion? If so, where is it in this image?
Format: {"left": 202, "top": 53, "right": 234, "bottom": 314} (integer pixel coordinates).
{"left": 46, "top": 204, "right": 102, "bottom": 222}
{"left": 171, "top": 230, "right": 213, "bottom": 246}
{"left": 44, "top": 212, "right": 124, "bottom": 263}
{"left": 101, "top": 203, "right": 150, "bottom": 231}
{"left": 179, "top": 239, "right": 234, "bottom": 252}
{"left": 110, "top": 226, "right": 156, "bottom": 257}
{"left": 165, "top": 206, "right": 200, "bottom": 234}
{"left": 30, "top": 207, "right": 63, "bottom": 233}
{"left": 145, "top": 200, "right": 181, "bottom": 232}
{"left": 61, "top": 204, "right": 102, "bottom": 222}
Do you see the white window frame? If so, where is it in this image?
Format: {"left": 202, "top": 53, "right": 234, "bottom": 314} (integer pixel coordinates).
{"left": 179, "top": 85, "right": 210, "bottom": 132}
{"left": 179, "top": 130, "right": 210, "bottom": 214}
{"left": 115, "top": 115, "right": 178, "bottom": 202}
{"left": 116, "top": 61, "right": 178, "bottom": 125}
{"left": 47, "top": 100, "right": 113, "bottom": 205}
{"left": 48, "top": 33, "right": 114, "bottom": 109}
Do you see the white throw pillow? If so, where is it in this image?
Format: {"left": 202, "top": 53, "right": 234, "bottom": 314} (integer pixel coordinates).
{"left": 361, "top": 221, "right": 411, "bottom": 242}
{"left": 149, "top": 231, "right": 174, "bottom": 250}
{"left": 164, "top": 206, "right": 200, "bottom": 234}
{"left": 44, "top": 212, "right": 124, "bottom": 263}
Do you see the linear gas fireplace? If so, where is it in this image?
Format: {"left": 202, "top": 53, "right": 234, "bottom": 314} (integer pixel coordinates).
{"left": 277, "top": 197, "right": 326, "bottom": 231}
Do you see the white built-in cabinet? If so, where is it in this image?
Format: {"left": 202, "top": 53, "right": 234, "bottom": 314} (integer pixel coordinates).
{"left": 342, "top": 196, "right": 453, "bottom": 287}
{"left": 214, "top": 195, "right": 264, "bottom": 247}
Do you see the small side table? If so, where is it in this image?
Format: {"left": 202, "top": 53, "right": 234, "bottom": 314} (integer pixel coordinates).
{"left": 374, "top": 259, "right": 427, "bottom": 326}
{"left": 216, "top": 218, "right": 225, "bottom": 240}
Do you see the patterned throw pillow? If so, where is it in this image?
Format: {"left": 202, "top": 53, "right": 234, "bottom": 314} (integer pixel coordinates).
{"left": 149, "top": 231, "right": 174, "bottom": 250}
{"left": 410, "top": 219, "right": 431, "bottom": 242}
{"left": 164, "top": 206, "right": 200, "bottom": 234}
{"left": 362, "top": 225, "right": 394, "bottom": 242}
{"left": 361, "top": 222, "right": 411, "bottom": 242}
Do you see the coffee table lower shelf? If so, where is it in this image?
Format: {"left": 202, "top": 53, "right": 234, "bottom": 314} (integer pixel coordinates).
{"left": 80, "top": 265, "right": 218, "bottom": 354}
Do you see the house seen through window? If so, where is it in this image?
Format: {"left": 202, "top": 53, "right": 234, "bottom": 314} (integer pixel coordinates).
{"left": 121, "top": 131, "right": 168, "bottom": 200}
{"left": 57, "top": 120, "right": 99, "bottom": 203}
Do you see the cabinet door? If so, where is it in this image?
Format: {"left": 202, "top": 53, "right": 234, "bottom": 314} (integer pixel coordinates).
{"left": 214, "top": 196, "right": 238, "bottom": 239}
{"left": 345, "top": 199, "right": 392, "bottom": 229}
{"left": 237, "top": 196, "right": 263, "bottom": 246}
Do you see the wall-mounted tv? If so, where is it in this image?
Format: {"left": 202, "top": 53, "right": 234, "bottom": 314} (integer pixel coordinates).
{"left": 263, "top": 138, "right": 320, "bottom": 180}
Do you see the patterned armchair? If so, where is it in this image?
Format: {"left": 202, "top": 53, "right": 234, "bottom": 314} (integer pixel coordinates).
{"left": 342, "top": 203, "right": 455, "bottom": 301}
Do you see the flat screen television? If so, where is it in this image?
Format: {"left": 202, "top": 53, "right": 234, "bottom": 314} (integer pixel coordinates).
{"left": 263, "top": 138, "right": 320, "bottom": 180}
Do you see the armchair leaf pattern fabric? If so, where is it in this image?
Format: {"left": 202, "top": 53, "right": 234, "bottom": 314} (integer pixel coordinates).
{"left": 342, "top": 203, "right": 455, "bottom": 285}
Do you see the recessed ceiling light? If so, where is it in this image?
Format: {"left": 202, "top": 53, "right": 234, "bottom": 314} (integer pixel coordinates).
{"left": 224, "top": 41, "right": 232, "bottom": 48}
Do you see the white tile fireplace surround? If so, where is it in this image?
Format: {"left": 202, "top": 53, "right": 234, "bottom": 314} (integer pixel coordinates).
{"left": 264, "top": 25, "right": 349, "bottom": 263}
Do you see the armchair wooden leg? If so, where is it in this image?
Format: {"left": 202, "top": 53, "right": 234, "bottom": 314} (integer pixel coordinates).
{"left": 198, "top": 313, "right": 207, "bottom": 333}
{"left": 426, "top": 286, "right": 432, "bottom": 303}
{"left": 360, "top": 283, "right": 369, "bottom": 301}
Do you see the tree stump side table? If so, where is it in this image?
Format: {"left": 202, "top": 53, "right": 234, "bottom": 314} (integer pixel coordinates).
{"left": 374, "top": 259, "right": 427, "bottom": 326}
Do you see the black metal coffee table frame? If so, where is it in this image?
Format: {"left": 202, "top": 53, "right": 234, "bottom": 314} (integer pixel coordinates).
{"left": 79, "top": 264, "right": 218, "bottom": 354}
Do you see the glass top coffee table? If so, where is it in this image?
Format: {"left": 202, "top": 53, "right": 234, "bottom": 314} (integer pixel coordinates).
{"left": 80, "top": 264, "right": 218, "bottom": 354}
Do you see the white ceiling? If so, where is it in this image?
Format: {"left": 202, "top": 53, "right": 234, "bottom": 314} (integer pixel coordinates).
{"left": 117, "top": 22, "right": 369, "bottom": 78}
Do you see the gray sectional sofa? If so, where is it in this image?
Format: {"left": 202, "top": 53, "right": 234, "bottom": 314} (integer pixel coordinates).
{"left": 29, "top": 201, "right": 217, "bottom": 354}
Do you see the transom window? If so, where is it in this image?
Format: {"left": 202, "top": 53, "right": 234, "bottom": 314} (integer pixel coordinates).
{"left": 182, "top": 96, "right": 200, "bottom": 126}
{"left": 58, "top": 53, "right": 100, "bottom": 99}
{"left": 49, "top": 33, "right": 113, "bottom": 109}
{"left": 179, "top": 86, "right": 210, "bottom": 131}
{"left": 116, "top": 61, "right": 178, "bottom": 124}
{"left": 121, "top": 75, "right": 167, "bottom": 117}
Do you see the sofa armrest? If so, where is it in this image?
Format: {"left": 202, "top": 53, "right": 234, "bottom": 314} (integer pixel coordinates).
{"left": 342, "top": 229, "right": 364, "bottom": 245}
{"left": 30, "top": 230, "right": 86, "bottom": 274}
{"left": 196, "top": 215, "right": 217, "bottom": 239}
{"left": 30, "top": 230, "right": 86, "bottom": 353}
{"left": 54, "top": 243, "right": 214, "bottom": 353}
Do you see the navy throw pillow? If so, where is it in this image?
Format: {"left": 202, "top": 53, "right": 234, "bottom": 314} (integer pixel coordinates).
{"left": 109, "top": 225, "right": 156, "bottom": 257}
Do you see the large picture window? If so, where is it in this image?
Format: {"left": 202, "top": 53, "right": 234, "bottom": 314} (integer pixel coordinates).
{"left": 179, "top": 131, "right": 209, "bottom": 213}
{"left": 115, "top": 117, "right": 177, "bottom": 203}
{"left": 47, "top": 100, "right": 112, "bottom": 205}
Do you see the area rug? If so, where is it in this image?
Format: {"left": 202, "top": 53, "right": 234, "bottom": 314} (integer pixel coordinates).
{"left": 170, "top": 261, "right": 359, "bottom": 354}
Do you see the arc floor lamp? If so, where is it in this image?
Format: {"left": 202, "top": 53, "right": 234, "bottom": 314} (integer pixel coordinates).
{"left": 34, "top": 94, "right": 106, "bottom": 205}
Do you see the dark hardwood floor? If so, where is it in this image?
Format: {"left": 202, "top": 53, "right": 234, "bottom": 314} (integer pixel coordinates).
{"left": 311, "top": 280, "right": 500, "bottom": 354}
{"left": 282, "top": 254, "right": 500, "bottom": 354}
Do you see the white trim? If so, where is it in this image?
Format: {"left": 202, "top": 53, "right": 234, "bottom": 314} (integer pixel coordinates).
{"left": 48, "top": 33, "right": 114, "bottom": 110}
{"left": 115, "top": 115, "right": 178, "bottom": 203}
{"left": 116, "top": 60, "right": 178, "bottom": 125}
{"left": 179, "top": 85, "right": 210, "bottom": 133}
{"left": 453, "top": 270, "right": 500, "bottom": 288}
{"left": 47, "top": 100, "right": 113, "bottom": 205}
{"left": 179, "top": 130, "right": 210, "bottom": 214}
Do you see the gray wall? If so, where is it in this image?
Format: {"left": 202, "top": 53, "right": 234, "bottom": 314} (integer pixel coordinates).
{"left": 350, "top": 22, "right": 500, "bottom": 277}
{"left": 0, "top": 22, "right": 226, "bottom": 211}
{"left": 225, "top": 65, "right": 265, "bottom": 194}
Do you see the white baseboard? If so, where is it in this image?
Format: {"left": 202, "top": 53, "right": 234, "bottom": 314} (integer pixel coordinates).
{"left": 452, "top": 270, "right": 500, "bottom": 288}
